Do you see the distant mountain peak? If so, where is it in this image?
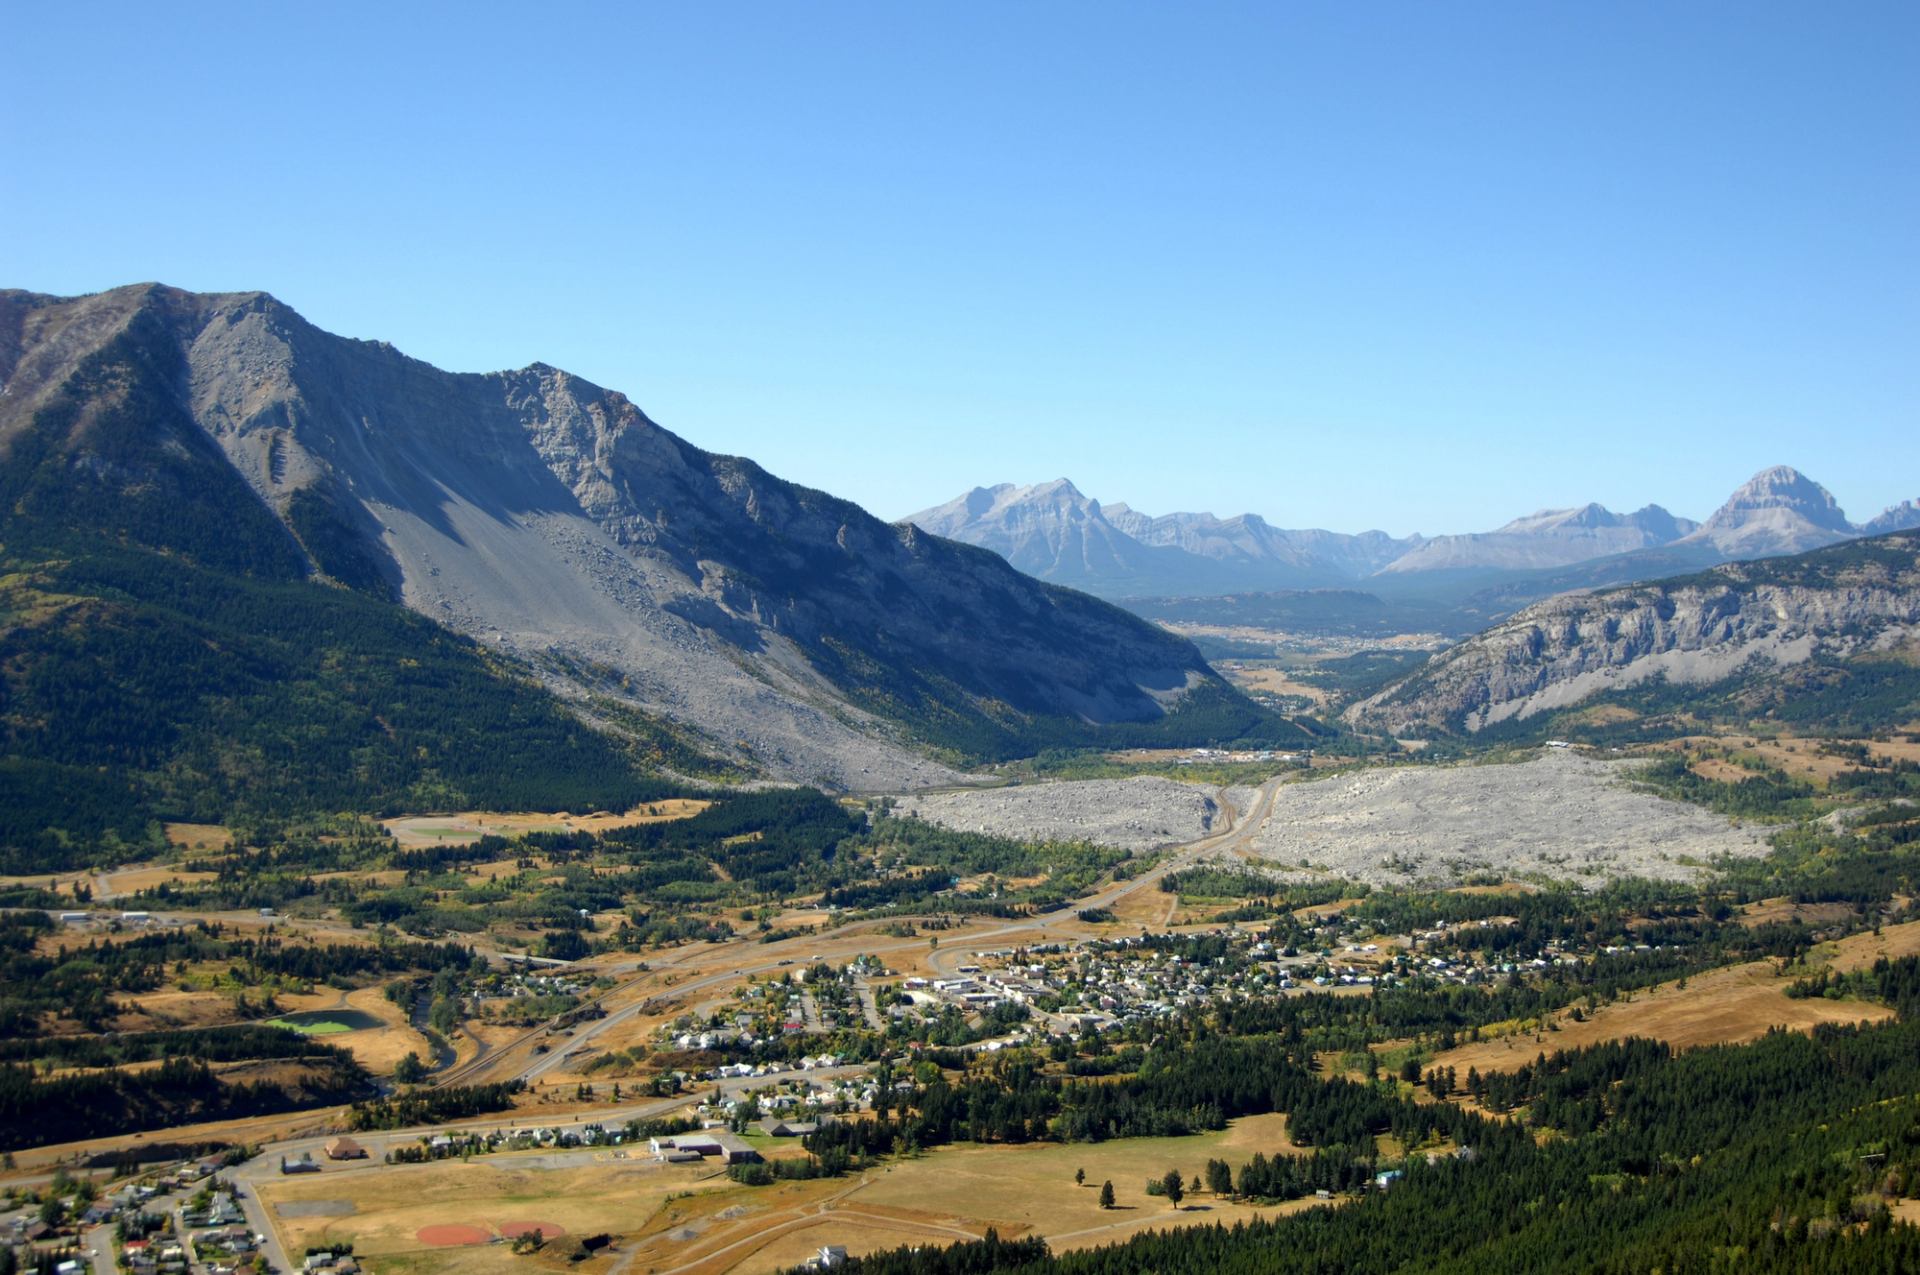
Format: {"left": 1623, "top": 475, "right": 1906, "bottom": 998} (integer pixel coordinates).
{"left": 1382, "top": 498, "right": 1698, "bottom": 576}
{"left": 1720, "top": 465, "right": 1848, "bottom": 520}
{"left": 903, "top": 480, "right": 1417, "bottom": 596}
{"left": 1863, "top": 498, "right": 1920, "bottom": 536}
{"left": 1680, "top": 465, "right": 1854, "bottom": 556}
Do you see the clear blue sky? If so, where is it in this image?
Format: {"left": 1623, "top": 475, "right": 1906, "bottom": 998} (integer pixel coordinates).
{"left": 4, "top": 2, "right": 1914, "bottom": 535}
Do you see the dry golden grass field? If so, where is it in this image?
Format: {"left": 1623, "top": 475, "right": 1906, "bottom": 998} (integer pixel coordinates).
{"left": 1423, "top": 919, "right": 1920, "bottom": 1078}
{"left": 382, "top": 801, "right": 711, "bottom": 849}
{"left": 1736, "top": 897, "right": 1862, "bottom": 929}
{"left": 261, "top": 1154, "right": 724, "bottom": 1263}
{"left": 1826, "top": 917, "right": 1920, "bottom": 972}
{"left": 1214, "top": 662, "right": 1332, "bottom": 706}
{"left": 1654, "top": 733, "right": 1920, "bottom": 786}
{"left": 259, "top": 1113, "right": 1330, "bottom": 1275}
{"left": 270, "top": 985, "right": 435, "bottom": 1074}
{"left": 164, "top": 822, "right": 235, "bottom": 850}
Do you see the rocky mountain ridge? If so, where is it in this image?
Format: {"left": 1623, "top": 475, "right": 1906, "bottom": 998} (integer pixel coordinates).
{"left": 907, "top": 480, "right": 1422, "bottom": 596}
{"left": 0, "top": 284, "right": 1281, "bottom": 792}
{"left": 1379, "top": 502, "right": 1698, "bottom": 575}
{"left": 1345, "top": 533, "right": 1920, "bottom": 736}
{"left": 910, "top": 469, "right": 1915, "bottom": 603}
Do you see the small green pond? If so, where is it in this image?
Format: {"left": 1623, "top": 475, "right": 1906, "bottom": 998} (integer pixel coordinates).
{"left": 265, "top": 1009, "right": 382, "bottom": 1034}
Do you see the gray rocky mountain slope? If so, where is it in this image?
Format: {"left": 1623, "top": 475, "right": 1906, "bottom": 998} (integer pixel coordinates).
{"left": 1674, "top": 465, "right": 1857, "bottom": 557}
{"left": 1378, "top": 503, "right": 1696, "bottom": 574}
{"left": 905, "top": 482, "right": 1417, "bottom": 597}
{"left": 1862, "top": 498, "right": 1920, "bottom": 535}
{"left": 904, "top": 480, "right": 1185, "bottom": 593}
{"left": 1347, "top": 533, "right": 1920, "bottom": 736}
{"left": 0, "top": 284, "right": 1264, "bottom": 789}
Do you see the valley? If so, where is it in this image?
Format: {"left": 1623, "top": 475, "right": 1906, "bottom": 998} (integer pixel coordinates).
{"left": 4, "top": 289, "right": 1919, "bottom": 1275}
{"left": 8, "top": 5, "right": 1916, "bottom": 1270}
{"left": 10, "top": 712, "right": 1920, "bottom": 1272}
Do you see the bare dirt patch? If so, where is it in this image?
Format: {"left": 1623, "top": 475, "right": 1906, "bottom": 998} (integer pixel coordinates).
{"left": 415, "top": 1224, "right": 492, "bottom": 1247}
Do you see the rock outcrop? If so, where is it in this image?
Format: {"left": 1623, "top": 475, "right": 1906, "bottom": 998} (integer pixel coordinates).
{"left": 1347, "top": 534, "right": 1920, "bottom": 735}
{"left": 1862, "top": 499, "right": 1920, "bottom": 536}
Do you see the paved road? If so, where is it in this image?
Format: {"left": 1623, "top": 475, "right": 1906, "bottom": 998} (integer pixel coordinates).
{"left": 231, "top": 1177, "right": 293, "bottom": 1275}
{"left": 854, "top": 977, "right": 884, "bottom": 1030}
{"left": 83, "top": 1223, "right": 117, "bottom": 1275}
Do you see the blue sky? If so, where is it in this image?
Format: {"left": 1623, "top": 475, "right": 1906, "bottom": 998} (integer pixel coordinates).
{"left": 4, "top": 2, "right": 1914, "bottom": 535}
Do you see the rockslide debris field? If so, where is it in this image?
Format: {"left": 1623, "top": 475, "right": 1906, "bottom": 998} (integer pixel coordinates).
{"left": 895, "top": 752, "right": 1765, "bottom": 888}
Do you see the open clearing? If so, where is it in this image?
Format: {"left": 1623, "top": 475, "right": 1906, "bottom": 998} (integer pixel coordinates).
{"left": 258, "top": 1113, "right": 1326, "bottom": 1274}
{"left": 269, "top": 985, "right": 434, "bottom": 1074}
{"left": 1244, "top": 750, "right": 1767, "bottom": 887}
{"left": 261, "top": 1155, "right": 724, "bottom": 1261}
{"left": 382, "top": 800, "right": 711, "bottom": 848}
{"left": 1656, "top": 733, "right": 1920, "bottom": 785}
{"left": 1215, "top": 662, "right": 1331, "bottom": 706}
{"left": 163, "top": 822, "right": 234, "bottom": 850}
{"left": 1421, "top": 923, "right": 1920, "bottom": 1078}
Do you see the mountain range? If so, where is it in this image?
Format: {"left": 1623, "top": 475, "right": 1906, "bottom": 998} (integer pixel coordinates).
{"left": 908, "top": 470, "right": 1920, "bottom": 603}
{"left": 0, "top": 283, "right": 1292, "bottom": 840}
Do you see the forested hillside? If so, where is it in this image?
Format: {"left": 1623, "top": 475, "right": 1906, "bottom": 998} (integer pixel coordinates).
{"left": 0, "top": 301, "right": 704, "bottom": 870}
